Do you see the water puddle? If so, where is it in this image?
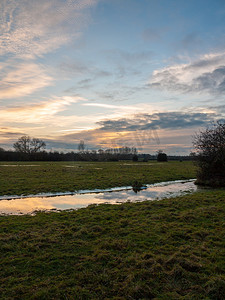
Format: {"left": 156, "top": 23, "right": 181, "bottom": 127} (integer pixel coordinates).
{"left": 122, "top": 163, "right": 162, "bottom": 166}
{"left": 0, "top": 164, "right": 40, "bottom": 167}
{"left": 0, "top": 179, "right": 199, "bottom": 215}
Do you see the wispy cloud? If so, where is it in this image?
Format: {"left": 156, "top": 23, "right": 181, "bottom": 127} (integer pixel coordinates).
{"left": 0, "top": 127, "right": 24, "bottom": 138}
{"left": 149, "top": 52, "right": 225, "bottom": 95}
{"left": 0, "top": 0, "right": 100, "bottom": 100}
{"left": 0, "top": 127, "right": 26, "bottom": 147}
{"left": 0, "top": 0, "right": 98, "bottom": 58}
{"left": 0, "top": 61, "right": 53, "bottom": 99}
{"left": 82, "top": 102, "right": 143, "bottom": 111}
{"left": 0, "top": 96, "right": 85, "bottom": 123}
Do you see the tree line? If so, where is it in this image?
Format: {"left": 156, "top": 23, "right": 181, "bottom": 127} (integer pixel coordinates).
{"left": 0, "top": 135, "right": 196, "bottom": 162}
{"left": 0, "top": 149, "right": 139, "bottom": 162}
{"left": 0, "top": 136, "right": 138, "bottom": 161}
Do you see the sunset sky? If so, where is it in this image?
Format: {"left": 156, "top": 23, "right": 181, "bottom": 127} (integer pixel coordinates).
{"left": 1, "top": 0, "right": 225, "bottom": 154}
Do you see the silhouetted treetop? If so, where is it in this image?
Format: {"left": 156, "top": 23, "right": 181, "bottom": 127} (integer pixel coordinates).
{"left": 13, "top": 136, "right": 46, "bottom": 154}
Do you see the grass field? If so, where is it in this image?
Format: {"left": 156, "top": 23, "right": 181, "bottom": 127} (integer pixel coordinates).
{"left": 0, "top": 161, "right": 196, "bottom": 196}
{"left": 0, "top": 189, "right": 224, "bottom": 299}
{"left": 1, "top": 160, "right": 224, "bottom": 299}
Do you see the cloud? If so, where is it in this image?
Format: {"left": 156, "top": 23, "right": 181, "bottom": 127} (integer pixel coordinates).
{"left": 0, "top": 96, "right": 85, "bottom": 123}
{"left": 97, "top": 111, "right": 218, "bottom": 132}
{"left": 149, "top": 52, "right": 225, "bottom": 95}
{"left": 0, "top": 127, "right": 26, "bottom": 147}
{"left": 0, "top": 0, "right": 100, "bottom": 100}
{"left": 0, "top": 129, "right": 24, "bottom": 138}
{"left": 0, "top": 0, "right": 98, "bottom": 58}
{"left": 209, "top": 104, "right": 225, "bottom": 114}
{"left": 82, "top": 102, "right": 143, "bottom": 111}
{"left": 54, "top": 109, "right": 221, "bottom": 154}
{"left": 0, "top": 61, "right": 53, "bottom": 99}
{"left": 1, "top": 109, "right": 221, "bottom": 154}
{"left": 57, "top": 112, "right": 205, "bottom": 154}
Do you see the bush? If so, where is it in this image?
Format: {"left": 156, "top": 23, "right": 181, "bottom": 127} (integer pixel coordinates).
{"left": 157, "top": 152, "right": 168, "bottom": 162}
{"left": 132, "top": 154, "right": 138, "bottom": 162}
{"left": 193, "top": 122, "right": 225, "bottom": 187}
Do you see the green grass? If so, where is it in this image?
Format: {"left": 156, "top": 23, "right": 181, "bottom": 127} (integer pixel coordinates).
{"left": 0, "top": 190, "right": 224, "bottom": 299}
{"left": 0, "top": 161, "right": 196, "bottom": 196}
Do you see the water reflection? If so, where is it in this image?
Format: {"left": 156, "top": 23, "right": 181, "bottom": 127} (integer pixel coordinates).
{"left": 0, "top": 180, "right": 197, "bottom": 215}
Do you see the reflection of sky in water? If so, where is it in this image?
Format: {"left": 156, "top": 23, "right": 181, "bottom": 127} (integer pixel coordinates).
{"left": 98, "top": 181, "right": 197, "bottom": 202}
{"left": 0, "top": 180, "right": 197, "bottom": 215}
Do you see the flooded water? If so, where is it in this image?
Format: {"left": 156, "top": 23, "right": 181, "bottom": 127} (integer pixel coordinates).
{"left": 0, "top": 179, "right": 199, "bottom": 215}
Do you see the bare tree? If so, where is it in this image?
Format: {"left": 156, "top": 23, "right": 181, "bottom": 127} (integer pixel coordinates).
{"left": 193, "top": 121, "right": 225, "bottom": 186}
{"left": 78, "top": 140, "right": 85, "bottom": 152}
{"left": 13, "top": 136, "right": 46, "bottom": 154}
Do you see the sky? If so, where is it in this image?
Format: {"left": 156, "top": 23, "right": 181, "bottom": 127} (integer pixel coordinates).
{"left": 1, "top": 0, "right": 225, "bottom": 154}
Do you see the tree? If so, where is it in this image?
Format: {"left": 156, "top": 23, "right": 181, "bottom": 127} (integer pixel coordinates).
{"left": 156, "top": 150, "right": 168, "bottom": 162}
{"left": 78, "top": 140, "right": 85, "bottom": 152}
{"left": 193, "top": 121, "right": 225, "bottom": 186}
{"left": 189, "top": 151, "right": 196, "bottom": 160}
{"left": 13, "top": 136, "right": 46, "bottom": 154}
{"left": 132, "top": 154, "right": 138, "bottom": 162}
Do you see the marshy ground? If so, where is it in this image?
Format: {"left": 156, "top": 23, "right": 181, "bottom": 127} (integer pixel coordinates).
{"left": 0, "top": 161, "right": 196, "bottom": 196}
{"left": 0, "top": 161, "right": 224, "bottom": 299}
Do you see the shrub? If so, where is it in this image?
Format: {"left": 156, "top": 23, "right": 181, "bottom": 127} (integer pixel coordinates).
{"left": 132, "top": 154, "right": 138, "bottom": 162}
{"left": 157, "top": 152, "right": 168, "bottom": 162}
{"left": 193, "top": 121, "right": 225, "bottom": 187}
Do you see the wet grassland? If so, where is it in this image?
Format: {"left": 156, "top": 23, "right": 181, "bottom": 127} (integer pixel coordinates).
{"left": 0, "top": 190, "right": 224, "bottom": 299}
{"left": 0, "top": 161, "right": 224, "bottom": 299}
{"left": 0, "top": 161, "right": 196, "bottom": 196}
